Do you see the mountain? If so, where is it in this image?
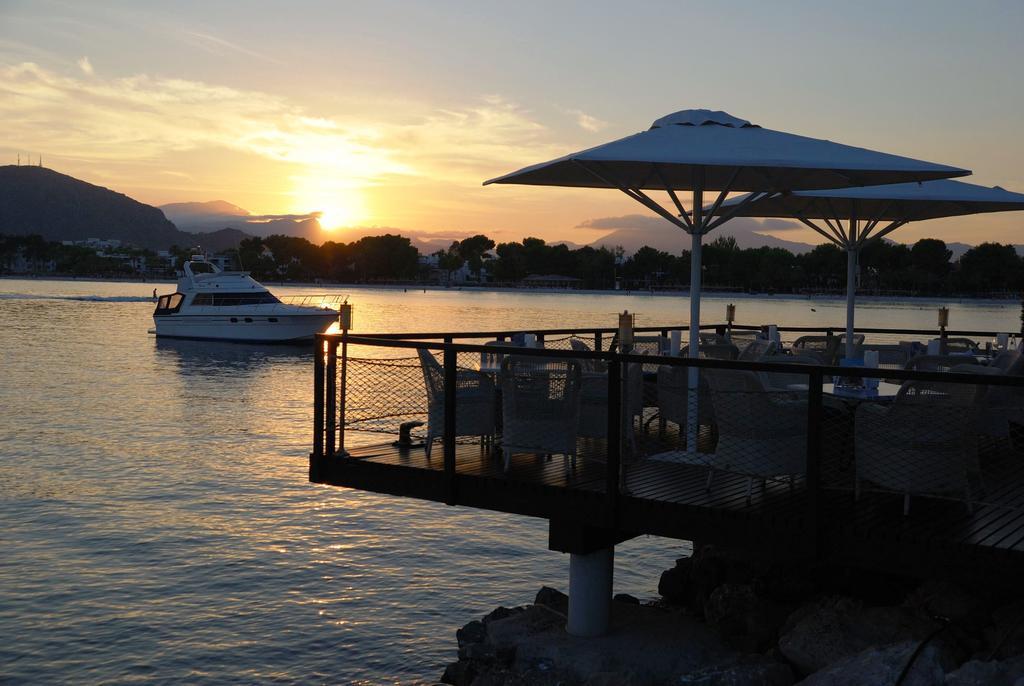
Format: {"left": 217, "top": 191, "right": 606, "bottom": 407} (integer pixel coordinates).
{"left": 0, "top": 166, "right": 192, "bottom": 250}
{"left": 160, "top": 200, "right": 249, "bottom": 220}
{"left": 161, "top": 200, "right": 323, "bottom": 240}
{"left": 582, "top": 214, "right": 816, "bottom": 255}
{"left": 189, "top": 227, "right": 253, "bottom": 252}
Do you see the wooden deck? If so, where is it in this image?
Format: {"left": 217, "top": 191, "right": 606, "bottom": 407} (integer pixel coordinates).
{"left": 310, "top": 437, "right": 1024, "bottom": 584}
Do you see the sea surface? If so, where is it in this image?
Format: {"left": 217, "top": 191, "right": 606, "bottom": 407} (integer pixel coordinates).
{"left": 0, "top": 278, "right": 1019, "bottom": 685}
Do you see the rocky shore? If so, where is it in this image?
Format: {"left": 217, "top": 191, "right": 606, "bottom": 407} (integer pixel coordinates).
{"left": 438, "top": 545, "right": 1024, "bottom": 685}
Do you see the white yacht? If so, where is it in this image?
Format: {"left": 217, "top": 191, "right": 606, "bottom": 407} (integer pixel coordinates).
{"left": 153, "top": 256, "right": 341, "bottom": 343}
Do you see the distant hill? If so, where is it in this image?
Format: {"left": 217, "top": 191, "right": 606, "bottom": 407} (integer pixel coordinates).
{"left": 0, "top": 167, "right": 255, "bottom": 251}
{"left": 189, "top": 227, "right": 253, "bottom": 252}
{"left": 0, "top": 166, "right": 190, "bottom": 249}
{"left": 583, "top": 214, "right": 817, "bottom": 255}
{"left": 160, "top": 200, "right": 250, "bottom": 220}
{"left": 161, "top": 200, "right": 323, "bottom": 239}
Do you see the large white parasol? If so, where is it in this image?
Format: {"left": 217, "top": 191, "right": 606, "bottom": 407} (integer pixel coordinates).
{"left": 485, "top": 109, "right": 968, "bottom": 361}
{"left": 712, "top": 179, "right": 1024, "bottom": 358}
{"left": 485, "top": 109, "right": 969, "bottom": 449}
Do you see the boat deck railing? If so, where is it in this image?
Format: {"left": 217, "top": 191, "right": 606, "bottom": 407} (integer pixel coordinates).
{"left": 310, "top": 323, "right": 1024, "bottom": 579}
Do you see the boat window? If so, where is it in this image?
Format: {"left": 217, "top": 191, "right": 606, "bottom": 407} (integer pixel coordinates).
{"left": 189, "top": 262, "right": 216, "bottom": 274}
{"left": 191, "top": 292, "right": 281, "bottom": 306}
{"left": 153, "top": 293, "right": 184, "bottom": 315}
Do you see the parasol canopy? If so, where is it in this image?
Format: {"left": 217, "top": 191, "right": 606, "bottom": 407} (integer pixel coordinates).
{"left": 712, "top": 179, "right": 1024, "bottom": 357}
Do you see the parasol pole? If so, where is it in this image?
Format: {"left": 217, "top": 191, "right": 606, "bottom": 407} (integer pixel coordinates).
{"left": 687, "top": 178, "right": 703, "bottom": 452}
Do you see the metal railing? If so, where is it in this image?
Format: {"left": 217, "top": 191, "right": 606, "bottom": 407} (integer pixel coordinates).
{"left": 312, "top": 322, "right": 1024, "bottom": 552}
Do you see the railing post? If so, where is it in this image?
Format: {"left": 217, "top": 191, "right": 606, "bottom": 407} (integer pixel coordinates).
{"left": 326, "top": 339, "right": 338, "bottom": 456}
{"left": 338, "top": 334, "right": 349, "bottom": 456}
{"left": 595, "top": 332, "right": 603, "bottom": 352}
{"left": 806, "top": 367, "right": 824, "bottom": 559}
{"left": 313, "top": 336, "right": 325, "bottom": 457}
{"left": 606, "top": 357, "right": 622, "bottom": 522}
{"left": 443, "top": 345, "right": 458, "bottom": 505}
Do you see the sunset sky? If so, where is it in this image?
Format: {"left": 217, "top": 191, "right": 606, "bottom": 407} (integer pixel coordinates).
{"left": 2, "top": 0, "right": 1024, "bottom": 247}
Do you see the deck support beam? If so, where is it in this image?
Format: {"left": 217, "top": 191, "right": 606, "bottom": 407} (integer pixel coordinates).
{"left": 567, "top": 547, "right": 614, "bottom": 637}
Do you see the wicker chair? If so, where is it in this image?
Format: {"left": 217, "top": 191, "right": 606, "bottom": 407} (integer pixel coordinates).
{"left": 950, "top": 350, "right": 1024, "bottom": 438}
{"left": 737, "top": 338, "right": 778, "bottom": 362}
{"left": 480, "top": 339, "right": 521, "bottom": 373}
{"left": 656, "top": 365, "right": 715, "bottom": 443}
{"left": 758, "top": 353, "right": 819, "bottom": 391}
{"left": 500, "top": 356, "right": 582, "bottom": 474}
{"left": 569, "top": 337, "right": 606, "bottom": 373}
{"left": 855, "top": 379, "right": 980, "bottom": 514}
{"left": 578, "top": 363, "right": 643, "bottom": 455}
{"left": 704, "top": 369, "right": 807, "bottom": 502}
{"left": 681, "top": 343, "right": 740, "bottom": 361}
{"left": 791, "top": 335, "right": 841, "bottom": 366}
{"left": 417, "top": 349, "right": 497, "bottom": 460}
{"left": 905, "top": 354, "right": 975, "bottom": 374}
{"left": 944, "top": 337, "right": 979, "bottom": 354}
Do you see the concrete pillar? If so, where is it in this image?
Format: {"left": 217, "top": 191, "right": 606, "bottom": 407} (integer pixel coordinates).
{"left": 567, "top": 547, "right": 614, "bottom": 637}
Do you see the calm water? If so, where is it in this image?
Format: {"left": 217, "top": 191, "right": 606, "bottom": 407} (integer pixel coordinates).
{"left": 0, "top": 279, "right": 1018, "bottom": 685}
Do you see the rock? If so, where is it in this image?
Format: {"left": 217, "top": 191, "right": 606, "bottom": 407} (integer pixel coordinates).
{"left": 678, "top": 655, "right": 795, "bottom": 685}
{"left": 483, "top": 606, "right": 522, "bottom": 625}
{"left": 704, "top": 583, "right": 787, "bottom": 651}
{"left": 905, "top": 580, "right": 988, "bottom": 626}
{"left": 798, "top": 640, "right": 953, "bottom": 686}
{"left": 464, "top": 642, "right": 497, "bottom": 662}
{"left": 441, "top": 659, "right": 476, "bottom": 686}
{"left": 778, "top": 598, "right": 940, "bottom": 676}
{"left": 659, "top": 556, "right": 693, "bottom": 604}
{"left": 945, "top": 655, "right": 1024, "bottom": 685}
{"left": 486, "top": 601, "right": 735, "bottom": 683}
{"left": 457, "top": 620, "right": 486, "bottom": 648}
{"left": 584, "top": 671, "right": 640, "bottom": 686}
{"left": 985, "top": 600, "right": 1024, "bottom": 660}
{"left": 534, "top": 586, "right": 568, "bottom": 615}
{"left": 613, "top": 593, "right": 640, "bottom": 605}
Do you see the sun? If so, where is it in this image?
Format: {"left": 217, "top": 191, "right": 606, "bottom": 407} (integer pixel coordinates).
{"left": 292, "top": 177, "right": 369, "bottom": 232}
{"left": 317, "top": 205, "right": 355, "bottom": 231}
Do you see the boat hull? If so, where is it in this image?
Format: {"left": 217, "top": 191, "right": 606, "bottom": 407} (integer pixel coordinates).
{"left": 153, "top": 311, "right": 338, "bottom": 343}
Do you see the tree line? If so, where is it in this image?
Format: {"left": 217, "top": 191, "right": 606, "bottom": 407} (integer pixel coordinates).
{"left": 4, "top": 231, "right": 1024, "bottom": 296}
{"left": 234, "top": 233, "right": 1024, "bottom": 296}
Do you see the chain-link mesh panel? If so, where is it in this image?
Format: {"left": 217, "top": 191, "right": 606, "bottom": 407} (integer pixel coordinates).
{"left": 849, "top": 380, "right": 980, "bottom": 513}
{"left": 333, "top": 333, "right": 1024, "bottom": 516}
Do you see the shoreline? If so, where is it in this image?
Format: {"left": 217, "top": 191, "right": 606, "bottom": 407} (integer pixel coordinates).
{"left": 3, "top": 274, "right": 1020, "bottom": 307}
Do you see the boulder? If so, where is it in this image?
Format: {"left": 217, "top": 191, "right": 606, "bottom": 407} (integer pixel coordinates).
{"left": 985, "top": 600, "right": 1024, "bottom": 660}
{"left": 945, "top": 656, "right": 1024, "bottom": 685}
{"left": 904, "top": 580, "right": 988, "bottom": 626}
{"left": 779, "top": 598, "right": 940, "bottom": 676}
{"left": 659, "top": 556, "right": 693, "bottom": 605}
{"left": 704, "top": 583, "right": 787, "bottom": 652}
{"left": 797, "top": 640, "right": 953, "bottom": 686}
{"left": 534, "top": 586, "right": 568, "bottom": 615}
{"left": 678, "top": 656, "right": 795, "bottom": 685}
{"left": 690, "top": 545, "right": 758, "bottom": 611}
{"left": 441, "top": 659, "right": 476, "bottom": 686}
{"left": 613, "top": 593, "right": 640, "bottom": 605}
{"left": 483, "top": 606, "right": 523, "bottom": 625}
{"left": 457, "top": 620, "right": 487, "bottom": 648}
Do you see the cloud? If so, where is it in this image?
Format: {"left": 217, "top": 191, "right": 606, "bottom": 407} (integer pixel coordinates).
{"left": 180, "top": 30, "right": 283, "bottom": 66}
{"left": 76, "top": 56, "right": 93, "bottom": 75}
{"left": 577, "top": 213, "right": 801, "bottom": 235}
{"left": 561, "top": 107, "right": 607, "bottom": 133}
{"left": 0, "top": 61, "right": 561, "bottom": 189}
